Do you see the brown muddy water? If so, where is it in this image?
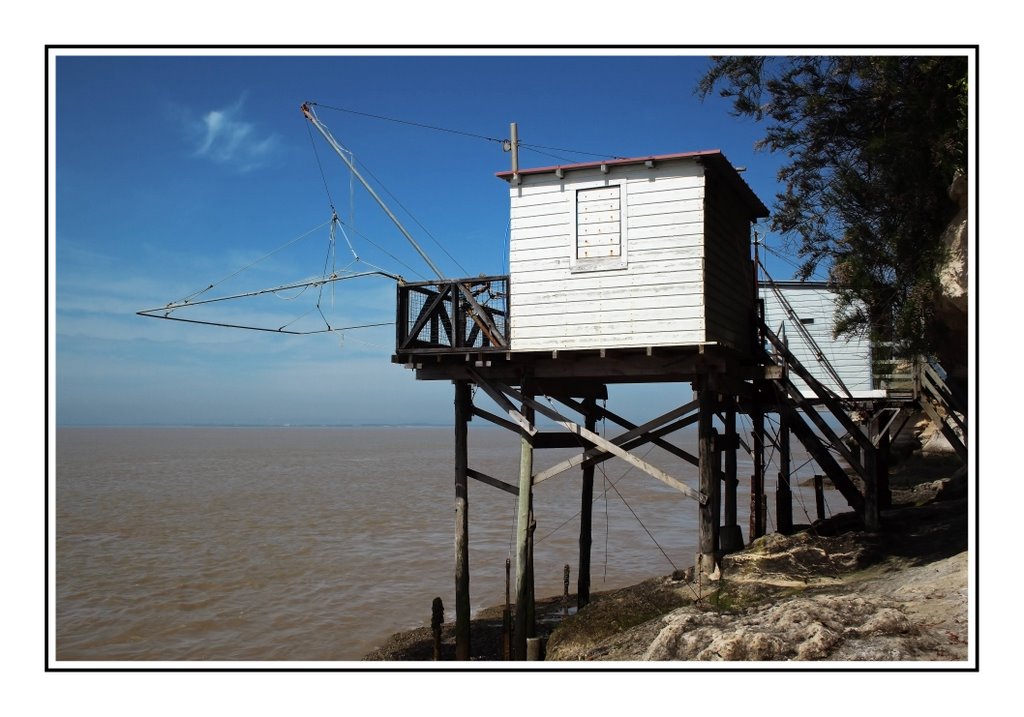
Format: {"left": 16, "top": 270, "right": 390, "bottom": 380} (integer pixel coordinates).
{"left": 54, "top": 425, "right": 828, "bottom": 662}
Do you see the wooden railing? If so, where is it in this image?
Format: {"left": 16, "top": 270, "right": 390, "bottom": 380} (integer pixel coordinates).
{"left": 916, "top": 358, "right": 967, "bottom": 462}
{"left": 871, "top": 342, "right": 915, "bottom": 397}
{"left": 396, "top": 276, "right": 509, "bottom": 353}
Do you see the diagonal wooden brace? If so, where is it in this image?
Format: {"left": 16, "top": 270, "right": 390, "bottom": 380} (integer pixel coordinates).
{"left": 492, "top": 381, "right": 705, "bottom": 503}
{"left": 549, "top": 394, "right": 700, "bottom": 468}
{"left": 533, "top": 399, "right": 699, "bottom": 484}
{"left": 467, "top": 368, "right": 536, "bottom": 436}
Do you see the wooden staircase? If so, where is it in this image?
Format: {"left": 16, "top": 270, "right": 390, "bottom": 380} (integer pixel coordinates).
{"left": 760, "top": 320, "right": 967, "bottom": 528}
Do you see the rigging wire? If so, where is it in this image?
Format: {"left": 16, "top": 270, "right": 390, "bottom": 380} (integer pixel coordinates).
{"left": 529, "top": 395, "right": 707, "bottom": 600}
{"left": 175, "top": 219, "right": 334, "bottom": 305}
{"left": 333, "top": 217, "right": 428, "bottom": 281}
{"left": 518, "top": 145, "right": 578, "bottom": 164}
{"left": 498, "top": 215, "right": 511, "bottom": 278}
{"left": 518, "top": 141, "right": 627, "bottom": 161}
{"left": 596, "top": 459, "right": 678, "bottom": 572}
{"left": 312, "top": 102, "right": 505, "bottom": 145}
{"left": 312, "top": 101, "right": 628, "bottom": 161}
{"left": 351, "top": 155, "right": 471, "bottom": 276}
{"left": 305, "top": 120, "right": 337, "bottom": 214}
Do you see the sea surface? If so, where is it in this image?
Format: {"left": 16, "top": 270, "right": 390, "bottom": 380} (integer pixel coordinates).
{"left": 54, "top": 425, "right": 830, "bottom": 662}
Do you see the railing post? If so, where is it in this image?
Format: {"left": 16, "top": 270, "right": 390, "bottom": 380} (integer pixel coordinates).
{"left": 396, "top": 283, "right": 408, "bottom": 350}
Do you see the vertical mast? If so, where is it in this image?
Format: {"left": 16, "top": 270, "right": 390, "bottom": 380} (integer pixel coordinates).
{"left": 510, "top": 122, "right": 520, "bottom": 185}
{"left": 301, "top": 102, "right": 446, "bottom": 280}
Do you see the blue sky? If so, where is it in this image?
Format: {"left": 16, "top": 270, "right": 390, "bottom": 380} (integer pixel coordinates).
{"left": 55, "top": 51, "right": 817, "bottom": 426}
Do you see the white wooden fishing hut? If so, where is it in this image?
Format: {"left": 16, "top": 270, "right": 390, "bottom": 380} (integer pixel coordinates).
{"left": 760, "top": 280, "right": 885, "bottom": 400}
{"left": 395, "top": 149, "right": 770, "bottom": 658}
{"left": 140, "top": 105, "right": 966, "bottom": 662}
{"left": 385, "top": 141, "right": 962, "bottom": 662}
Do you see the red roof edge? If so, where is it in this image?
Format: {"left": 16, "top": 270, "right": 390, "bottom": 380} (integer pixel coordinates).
{"left": 494, "top": 149, "right": 723, "bottom": 180}
{"left": 496, "top": 149, "right": 769, "bottom": 219}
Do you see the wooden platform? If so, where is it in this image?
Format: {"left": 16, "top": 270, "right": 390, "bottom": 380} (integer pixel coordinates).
{"left": 392, "top": 343, "right": 756, "bottom": 385}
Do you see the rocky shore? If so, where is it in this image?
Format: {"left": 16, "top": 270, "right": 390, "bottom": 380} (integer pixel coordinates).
{"left": 364, "top": 454, "right": 968, "bottom": 663}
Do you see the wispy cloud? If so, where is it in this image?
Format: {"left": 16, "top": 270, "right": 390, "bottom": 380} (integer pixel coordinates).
{"left": 190, "top": 95, "right": 279, "bottom": 171}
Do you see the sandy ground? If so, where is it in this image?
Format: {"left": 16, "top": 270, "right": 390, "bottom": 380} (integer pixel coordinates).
{"left": 364, "top": 455, "right": 969, "bottom": 663}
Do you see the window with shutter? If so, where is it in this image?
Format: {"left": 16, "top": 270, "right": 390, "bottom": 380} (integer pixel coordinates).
{"left": 576, "top": 185, "right": 621, "bottom": 259}
{"left": 571, "top": 183, "right": 627, "bottom": 272}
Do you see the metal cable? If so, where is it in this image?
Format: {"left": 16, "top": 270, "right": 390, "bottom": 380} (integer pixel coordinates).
{"left": 312, "top": 101, "right": 505, "bottom": 144}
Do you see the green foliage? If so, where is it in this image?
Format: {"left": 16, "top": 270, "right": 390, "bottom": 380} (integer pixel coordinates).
{"left": 698, "top": 56, "right": 967, "bottom": 358}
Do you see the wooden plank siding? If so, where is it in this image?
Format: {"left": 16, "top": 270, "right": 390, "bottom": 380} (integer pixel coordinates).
{"left": 702, "top": 168, "right": 756, "bottom": 354}
{"left": 760, "top": 283, "right": 880, "bottom": 398}
{"left": 508, "top": 162, "right": 708, "bottom": 351}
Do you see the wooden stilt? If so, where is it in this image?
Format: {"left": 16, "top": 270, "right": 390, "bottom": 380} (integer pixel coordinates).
{"left": 578, "top": 396, "right": 596, "bottom": 610}
{"left": 776, "top": 406, "right": 793, "bottom": 535}
{"left": 863, "top": 414, "right": 880, "bottom": 532}
{"left": 878, "top": 416, "right": 891, "bottom": 510}
{"left": 750, "top": 397, "right": 766, "bottom": 541}
{"left": 514, "top": 391, "right": 535, "bottom": 660}
{"left": 751, "top": 296, "right": 767, "bottom": 542}
{"left": 526, "top": 509, "right": 536, "bottom": 639}
{"left": 720, "top": 400, "right": 744, "bottom": 553}
{"left": 724, "top": 402, "right": 737, "bottom": 526}
{"left": 453, "top": 380, "right": 471, "bottom": 660}
{"left": 697, "top": 385, "right": 719, "bottom": 578}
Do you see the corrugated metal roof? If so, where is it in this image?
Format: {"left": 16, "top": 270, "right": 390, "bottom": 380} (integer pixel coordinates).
{"left": 496, "top": 149, "right": 769, "bottom": 219}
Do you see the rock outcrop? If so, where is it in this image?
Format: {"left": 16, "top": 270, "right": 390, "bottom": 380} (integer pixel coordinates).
{"left": 934, "top": 172, "right": 969, "bottom": 383}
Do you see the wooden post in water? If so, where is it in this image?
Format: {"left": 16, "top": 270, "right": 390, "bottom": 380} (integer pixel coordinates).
{"left": 563, "top": 564, "right": 570, "bottom": 618}
{"left": 503, "top": 557, "right": 511, "bottom": 660}
{"left": 577, "top": 396, "right": 597, "bottom": 610}
{"left": 514, "top": 391, "right": 536, "bottom": 660}
{"left": 697, "top": 384, "right": 719, "bottom": 580}
{"left": 777, "top": 406, "right": 793, "bottom": 535}
{"left": 431, "top": 596, "right": 444, "bottom": 661}
{"left": 453, "top": 380, "right": 471, "bottom": 660}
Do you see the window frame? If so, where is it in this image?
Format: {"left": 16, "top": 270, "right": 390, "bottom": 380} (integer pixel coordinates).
{"left": 569, "top": 178, "right": 629, "bottom": 273}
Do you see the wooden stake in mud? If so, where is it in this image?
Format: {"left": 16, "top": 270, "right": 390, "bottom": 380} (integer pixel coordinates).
{"left": 563, "top": 564, "right": 570, "bottom": 618}
{"left": 578, "top": 396, "right": 597, "bottom": 609}
{"left": 453, "top": 380, "right": 471, "bottom": 660}
{"left": 514, "top": 391, "right": 536, "bottom": 660}
{"left": 503, "top": 558, "right": 511, "bottom": 660}
{"left": 431, "top": 597, "right": 444, "bottom": 661}
{"left": 814, "top": 475, "right": 826, "bottom": 522}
